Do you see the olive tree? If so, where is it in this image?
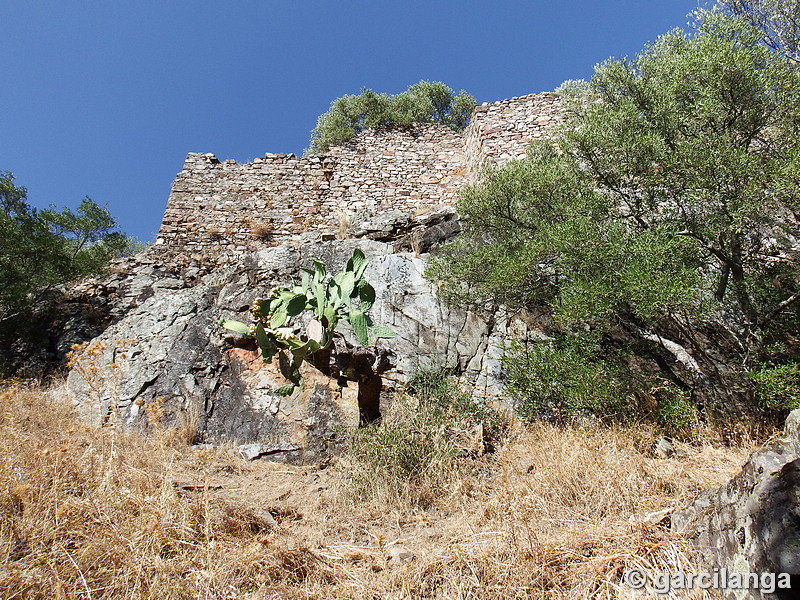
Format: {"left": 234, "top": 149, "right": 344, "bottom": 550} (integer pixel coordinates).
{"left": 431, "top": 13, "right": 800, "bottom": 421}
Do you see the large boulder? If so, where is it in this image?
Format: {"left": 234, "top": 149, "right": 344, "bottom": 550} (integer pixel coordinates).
{"left": 63, "top": 236, "right": 537, "bottom": 463}
{"left": 672, "top": 410, "right": 800, "bottom": 599}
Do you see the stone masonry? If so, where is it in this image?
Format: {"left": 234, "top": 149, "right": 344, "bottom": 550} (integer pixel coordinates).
{"left": 464, "top": 92, "right": 562, "bottom": 174}
{"left": 153, "top": 93, "right": 563, "bottom": 265}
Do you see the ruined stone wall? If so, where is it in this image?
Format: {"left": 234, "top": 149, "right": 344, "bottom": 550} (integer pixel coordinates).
{"left": 324, "top": 126, "right": 467, "bottom": 218}
{"left": 153, "top": 92, "right": 562, "bottom": 264}
{"left": 464, "top": 92, "right": 563, "bottom": 175}
{"left": 157, "top": 152, "right": 330, "bottom": 258}
{"left": 155, "top": 125, "right": 466, "bottom": 262}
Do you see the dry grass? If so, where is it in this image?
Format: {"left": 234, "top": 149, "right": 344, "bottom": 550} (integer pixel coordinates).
{"left": 0, "top": 381, "right": 754, "bottom": 599}
{"left": 250, "top": 222, "right": 273, "bottom": 242}
{"left": 335, "top": 209, "right": 351, "bottom": 240}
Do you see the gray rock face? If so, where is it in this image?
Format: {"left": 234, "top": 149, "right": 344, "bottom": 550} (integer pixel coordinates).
{"left": 64, "top": 237, "right": 538, "bottom": 463}
{"left": 346, "top": 206, "right": 461, "bottom": 254}
{"left": 672, "top": 410, "right": 800, "bottom": 599}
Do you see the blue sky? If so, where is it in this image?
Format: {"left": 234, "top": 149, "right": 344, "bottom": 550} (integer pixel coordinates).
{"left": 2, "top": 1, "right": 701, "bottom": 243}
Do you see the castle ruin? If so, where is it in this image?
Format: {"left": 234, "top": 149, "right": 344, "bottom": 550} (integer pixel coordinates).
{"left": 154, "top": 93, "right": 562, "bottom": 263}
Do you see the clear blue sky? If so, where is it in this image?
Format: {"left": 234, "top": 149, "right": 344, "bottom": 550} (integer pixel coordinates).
{"left": 2, "top": 1, "right": 702, "bottom": 243}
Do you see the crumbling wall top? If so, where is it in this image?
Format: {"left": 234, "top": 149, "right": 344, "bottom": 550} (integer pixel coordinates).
{"left": 153, "top": 92, "right": 564, "bottom": 268}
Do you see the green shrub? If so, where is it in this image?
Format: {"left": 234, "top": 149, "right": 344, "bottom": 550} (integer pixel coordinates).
{"left": 504, "top": 337, "right": 629, "bottom": 422}
{"left": 653, "top": 383, "right": 698, "bottom": 435}
{"left": 749, "top": 362, "right": 800, "bottom": 411}
{"left": 344, "top": 368, "right": 504, "bottom": 507}
{"left": 407, "top": 367, "right": 503, "bottom": 433}
{"left": 308, "top": 81, "right": 476, "bottom": 154}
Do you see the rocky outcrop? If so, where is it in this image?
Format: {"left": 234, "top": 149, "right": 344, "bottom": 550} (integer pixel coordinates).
{"left": 672, "top": 410, "right": 800, "bottom": 599}
{"left": 0, "top": 254, "right": 197, "bottom": 377}
{"left": 64, "top": 232, "right": 539, "bottom": 463}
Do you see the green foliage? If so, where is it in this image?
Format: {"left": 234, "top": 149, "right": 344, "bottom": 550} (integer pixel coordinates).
{"left": 220, "top": 249, "right": 395, "bottom": 395}
{"left": 710, "top": 0, "right": 800, "bottom": 62}
{"left": 0, "top": 171, "right": 129, "bottom": 328}
{"left": 345, "top": 368, "right": 503, "bottom": 507}
{"left": 433, "top": 11, "right": 800, "bottom": 420}
{"left": 308, "top": 81, "right": 476, "bottom": 154}
{"left": 749, "top": 362, "right": 800, "bottom": 410}
{"left": 654, "top": 383, "right": 698, "bottom": 434}
{"left": 407, "top": 366, "right": 505, "bottom": 435}
{"left": 504, "top": 338, "right": 629, "bottom": 422}
{"left": 429, "top": 142, "right": 705, "bottom": 323}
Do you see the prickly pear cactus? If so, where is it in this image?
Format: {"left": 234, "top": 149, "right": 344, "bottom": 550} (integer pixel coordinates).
{"left": 220, "top": 248, "right": 395, "bottom": 395}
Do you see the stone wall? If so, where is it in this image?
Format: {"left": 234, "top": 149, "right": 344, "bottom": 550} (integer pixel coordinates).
{"left": 324, "top": 126, "right": 467, "bottom": 218}
{"left": 156, "top": 152, "right": 330, "bottom": 260}
{"left": 464, "top": 92, "right": 562, "bottom": 174}
{"left": 153, "top": 92, "right": 562, "bottom": 265}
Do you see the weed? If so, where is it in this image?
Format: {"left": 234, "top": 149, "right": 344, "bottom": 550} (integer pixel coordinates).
{"left": 250, "top": 221, "right": 273, "bottom": 241}
{"left": 343, "top": 368, "right": 506, "bottom": 507}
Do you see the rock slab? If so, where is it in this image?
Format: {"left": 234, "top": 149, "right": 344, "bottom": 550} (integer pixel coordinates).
{"left": 64, "top": 238, "right": 540, "bottom": 463}
{"left": 672, "top": 410, "right": 800, "bottom": 599}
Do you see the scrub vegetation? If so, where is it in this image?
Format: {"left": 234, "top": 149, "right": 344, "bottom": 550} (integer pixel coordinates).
{"left": 431, "top": 4, "right": 800, "bottom": 429}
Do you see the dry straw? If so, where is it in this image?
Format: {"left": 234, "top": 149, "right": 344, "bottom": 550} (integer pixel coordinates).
{"left": 0, "top": 381, "right": 752, "bottom": 599}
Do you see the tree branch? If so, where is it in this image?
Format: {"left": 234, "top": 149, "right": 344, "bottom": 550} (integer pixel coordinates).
{"left": 637, "top": 328, "right": 705, "bottom": 378}
{"left": 759, "top": 288, "right": 800, "bottom": 328}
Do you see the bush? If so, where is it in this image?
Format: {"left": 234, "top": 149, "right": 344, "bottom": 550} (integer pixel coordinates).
{"left": 308, "top": 81, "right": 476, "bottom": 153}
{"left": 344, "top": 368, "right": 504, "bottom": 507}
{"left": 749, "top": 362, "right": 800, "bottom": 411}
{"left": 653, "top": 382, "right": 698, "bottom": 435}
{"left": 504, "top": 337, "right": 629, "bottom": 422}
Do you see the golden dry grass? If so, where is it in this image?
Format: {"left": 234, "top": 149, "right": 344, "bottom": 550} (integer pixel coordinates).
{"left": 249, "top": 222, "right": 273, "bottom": 242}
{"left": 0, "top": 381, "right": 755, "bottom": 599}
